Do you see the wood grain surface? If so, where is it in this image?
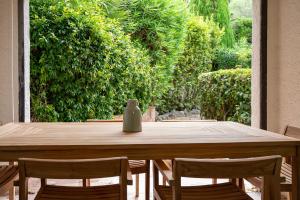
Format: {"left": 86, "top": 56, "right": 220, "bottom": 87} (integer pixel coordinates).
{"left": 0, "top": 122, "right": 299, "bottom": 160}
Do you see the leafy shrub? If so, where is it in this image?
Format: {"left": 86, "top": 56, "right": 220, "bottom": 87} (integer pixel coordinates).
{"left": 213, "top": 39, "right": 252, "bottom": 70}
{"left": 232, "top": 17, "right": 252, "bottom": 44}
{"left": 198, "top": 69, "right": 251, "bottom": 124}
{"left": 103, "top": 0, "right": 189, "bottom": 103}
{"left": 30, "top": 0, "right": 153, "bottom": 122}
{"left": 158, "top": 17, "right": 223, "bottom": 113}
{"left": 213, "top": 48, "right": 238, "bottom": 70}
{"left": 176, "top": 17, "right": 223, "bottom": 74}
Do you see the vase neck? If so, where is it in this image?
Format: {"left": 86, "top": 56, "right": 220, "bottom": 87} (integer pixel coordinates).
{"left": 127, "top": 99, "right": 138, "bottom": 107}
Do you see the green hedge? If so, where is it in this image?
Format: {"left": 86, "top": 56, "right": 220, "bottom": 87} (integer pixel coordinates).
{"left": 213, "top": 39, "right": 252, "bottom": 70}
{"left": 158, "top": 16, "right": 222, "bottom": 113}
{"left": 198, "top": 69, "right": 251, "bottom": 124}
{"left": 30, "top": 0, "right": 153, "bottom": 122}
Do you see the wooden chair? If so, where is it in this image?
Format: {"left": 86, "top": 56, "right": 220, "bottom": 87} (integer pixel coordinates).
{"left": 0, "top": 162, "right": 18, "bottom": 200}
{"left": 87, "top": 119, "right": 150, "bottom": 199}
{"left": 153, "top": 156, "right": 282, "bottom": 200}
{"left": 246, "top": 125, "right": 300, "bottom": 199}
{"left": 18, "top": 157, "right": 130, "bottom": 200}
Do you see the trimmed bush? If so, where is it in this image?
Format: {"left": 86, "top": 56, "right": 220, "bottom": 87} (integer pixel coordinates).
{"left": 198, "top": 69, "right": 251, "bottom": 124}
{"left": 213, "top": 39, "right": 252, "bottom": 70}
{"left": 158, "top": 17, "right": 223, "bottom": 113}
{"left": 30, "top": 0, "right": 153, "bottom": 122}
{"left": 103, "top": 0, "right": 189, "bottom": 103}
{"left": 213, "top": 47, "right": 238, "bottom": 70}
{"left": 232, "top": 17, "right": 252, "bottom": 44}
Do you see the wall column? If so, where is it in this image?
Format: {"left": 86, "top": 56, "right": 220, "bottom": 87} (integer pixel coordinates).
{"left": 251, "top": 0, "right": 263, "bottom": 128}
{"left": 19, "top": 0, "right": 30, "bottom": 122}
{"left": 0, "top": 0, "right": 19, "bottom": 124}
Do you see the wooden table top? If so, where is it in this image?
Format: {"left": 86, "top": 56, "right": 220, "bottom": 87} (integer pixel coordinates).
{"left": 0, "top": 122, "right": 299, "bottom": 151}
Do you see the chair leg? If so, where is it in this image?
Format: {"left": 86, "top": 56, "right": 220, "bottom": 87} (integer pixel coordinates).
{"left": 145, "top": 160, "right": 150, "bottom": 200}
{"left": 153, "top": 161, "right": 159, "bottom": 200}
{"left": 288, "top": 192, "right": 292, "bottom": 200}
{"left": 230, "top": 178, "right": 237, "bottom": 185}
{"left": 163, "top": 176, "right": 167, "bottom": 186}
{"left": 135, "top": 174, "right": 139, "bottom": 197}
{"left": 9, "top": 186, "right": 15, "bottom": 200}
{"left": 212, "top": 178, "right": 217, "bottom": 184}
{"left": 83, "top": 179, "right": 90, "bottom": 187}
{"left": 238, "top": 178, "right": 245, "bottom": 191}
{"left": 8, "top": 161, "right": 15, "bottom": 200}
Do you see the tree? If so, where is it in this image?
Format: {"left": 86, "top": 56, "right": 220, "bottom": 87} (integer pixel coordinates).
{"left": 102, "top": 0, "right": 189, "bottom": 104}
{"left": 158, "top": 17, "right": 223, "bottom": 113}
{"left": 190, "top": 0, "right": 235, "bottom": 47}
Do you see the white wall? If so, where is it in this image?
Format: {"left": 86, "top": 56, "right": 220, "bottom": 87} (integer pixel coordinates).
{"left": 0, "top": 0, "right": 19, "bottom": 125}
{"left": 267, "top": 0, "right": 300, "bottom": 133}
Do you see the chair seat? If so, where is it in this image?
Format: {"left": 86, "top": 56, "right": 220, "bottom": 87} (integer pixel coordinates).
{"left": 129, "top": 160, "right": 147, "bottom": 174}
{"left": 35, "top": 184, "right": 121, "bottom": 200}
{"left": 155, "top": 182, "right": 252, "bottom": 200}
{"left": 0, "top": 165, "right": 18, "bottom": 193}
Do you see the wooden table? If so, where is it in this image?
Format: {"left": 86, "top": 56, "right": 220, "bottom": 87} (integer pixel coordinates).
{"left": 0, "top": 121, "right": 300, "bottom": 199}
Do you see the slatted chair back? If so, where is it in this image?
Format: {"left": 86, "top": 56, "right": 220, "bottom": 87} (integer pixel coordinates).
{"left": 172, "top": 156, "right": 282, "bottom": 200}
{"left": 284, "top": 125, "right": 300, "bottom": 139}
{"left": 18, "top": 157, "right": 128, "bottom": 200}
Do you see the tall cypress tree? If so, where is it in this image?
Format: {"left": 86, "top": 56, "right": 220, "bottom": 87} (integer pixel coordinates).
{"left": 190, "top": 0, "right": 235, "bottom": 47}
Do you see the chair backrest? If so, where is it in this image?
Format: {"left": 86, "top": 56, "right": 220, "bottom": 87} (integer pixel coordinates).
{"left": 18, "top": 157, "right": 128, "bottom": 200}
{"left": 172, "top": 156, "right": 282, "bottom": 200}
{"left": 284, "top": 125, "right": 300, "bottom": 139}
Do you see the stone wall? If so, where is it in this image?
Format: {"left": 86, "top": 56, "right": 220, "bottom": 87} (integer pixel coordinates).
{"left": 156, "top": 109, "right": 202, "bottom": 121}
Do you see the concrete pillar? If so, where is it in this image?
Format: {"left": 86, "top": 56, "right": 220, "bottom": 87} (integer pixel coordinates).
{"left": 251, "top": 0, "right": 262, "bottom": 128}
{"left": 267, "top": 0, "right": 300, "bottom": 133}
{"left": 0, "top": 0, "right": 19, "bottom": 125}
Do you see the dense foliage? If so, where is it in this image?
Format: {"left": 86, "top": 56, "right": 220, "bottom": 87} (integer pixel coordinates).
{"left": 232, "top": 17, "right": 252, "bottom": 44}
{"left": 103, "top": 0, "right": 189, "bottom": 103}
{"left": 158, "top": 16, "right": 223, "bottom": 113}
{"left": 190, "top": 0, "right": 235, "bottom": 47}
{"left": 30, "top": 0, "right": 253, "bottom": 124}
{"left": 198, "top": 69, "right": 251, "bottom": 124}
{"left": 213, "top": 39, "right": 252, "bottom": 70}
{"left": 30, "top": 0, "right": 153, "bottom": 121}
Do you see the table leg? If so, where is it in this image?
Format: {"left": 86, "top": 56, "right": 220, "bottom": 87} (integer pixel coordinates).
{"left": 145, "top": 160, "right": 150, "bottom": 200}
{"left": 292, "top": 146, "right": 300, "bottom": 200}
